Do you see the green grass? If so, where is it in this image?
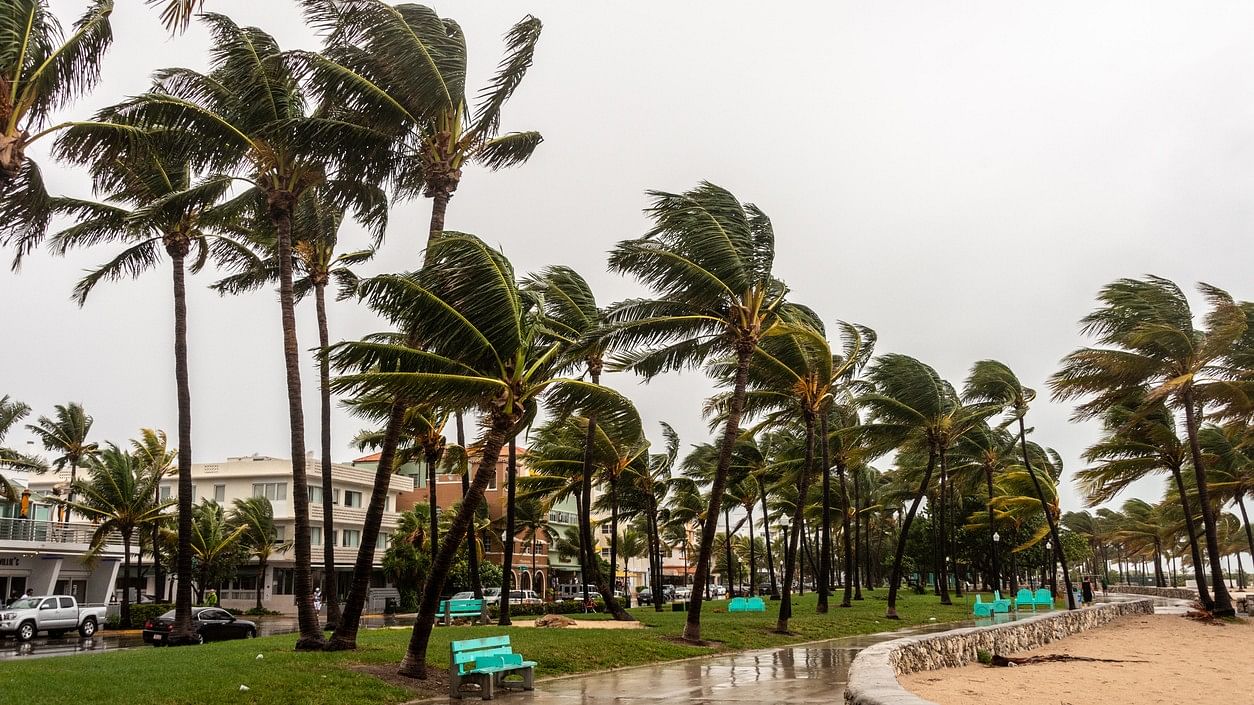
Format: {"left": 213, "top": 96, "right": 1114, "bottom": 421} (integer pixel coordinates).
{"left": 0, "top": 592, "right": 973, "bottom": 705}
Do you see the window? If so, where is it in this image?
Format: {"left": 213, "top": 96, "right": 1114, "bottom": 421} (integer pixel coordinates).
{"left": 160, "top": 485, "right": 172, "bottom": 502}
{"left": 343, "top": 491, "right": 362, "bottom": 508}
{"left": 333, "top": 489, "right": 341, "bottom": 505}
{"left": 376, "top": 532, "right": 388, "bottom": 549}
{"left": 273, "top": 569, "right": 295, "bottom": 595}
{"left": 213, "top": 484, "right": 226, "bottom": 503}
{"left": 342, "top": 530, "right": 359, "bottom": 548}
{"left": 274, "top": 525, "right": 287, "bottom": 542}
{"left": 40, "top": 598, "right": 56, "bottom": 610}
{"left": 308, "top": 486, "right": 323, "bottom": 504}
{"left": 59, "top": 597, "right": 74, "bottom": 608}
{"left": 310, "top": 527, "right": 322, "bottom": 546}
{"left": 488, "top": 472, "right": 497, "bottom": 491}
{"left": 252, "top": 482, "right": 287, "bottom": 501}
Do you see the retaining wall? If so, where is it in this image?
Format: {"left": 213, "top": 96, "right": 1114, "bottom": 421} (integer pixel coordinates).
{"left": 1111, "top": 585, "right": 1197, "bottom": 601}
{"left": 844, "top": 599, "right": 1155, "bottom": 705}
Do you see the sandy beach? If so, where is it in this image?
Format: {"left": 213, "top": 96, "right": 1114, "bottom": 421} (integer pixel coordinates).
{"left": 901, "top": 614, "right": 1254, "bottom": 705}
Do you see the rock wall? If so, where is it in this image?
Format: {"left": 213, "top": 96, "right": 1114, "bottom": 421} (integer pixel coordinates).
{"left": 1110, "top": 585, "right": 1197, "bottom": 601}
{"left": 844, "top": 599, "right": 1154, "bottom": 705}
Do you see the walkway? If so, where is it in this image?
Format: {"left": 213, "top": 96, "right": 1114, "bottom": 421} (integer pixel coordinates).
{"left": 421, "top": 621, "right": 973, "bottom": 705}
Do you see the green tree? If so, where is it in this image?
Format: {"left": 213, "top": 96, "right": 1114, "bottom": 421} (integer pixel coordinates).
{"left": 0, "top": 0, "right": 113, "bottom": 253}
{"left": 52, "top": 442, "right": 170, "bottom": 627}
{"left": 26, "top": 402, "right": 98, "bottom": 510}
{"left": 1050, "top": 277, "right": 1245, "bottom": 616}
{"left": 332, "top": 234, "right": 637, "bottom": 676}
{"left": 229, "top": 496, "right": 289, "bottom": 610}
{"left": 606, "top": 181, "right": 793, "bottom": 643}
{"left": 0, "top": 396, "right": 45, "bottom": 500}
{"left": 170, "top": 499, "right": 247, "bottom": 604}
{"left": 148, "top": 0, "right": 203, "bottom": 32}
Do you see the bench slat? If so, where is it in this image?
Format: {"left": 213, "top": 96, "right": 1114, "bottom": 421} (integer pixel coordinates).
{"left": 451, "top": 635, "right": 511, "bottom": 652}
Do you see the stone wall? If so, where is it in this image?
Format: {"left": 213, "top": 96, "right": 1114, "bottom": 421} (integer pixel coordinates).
{"left": 1110, "top": 585, "right": 1197, "bottom": 601}
{"left": 844, "top": 599, "right": 1154, "bottom": 705}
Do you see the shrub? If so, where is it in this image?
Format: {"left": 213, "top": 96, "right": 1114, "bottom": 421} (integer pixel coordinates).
{"left": 129, "top": 603, "right": 175, "bottom": 625}
{"left": 243, "top": 607, "right": 281, "bottom": 616}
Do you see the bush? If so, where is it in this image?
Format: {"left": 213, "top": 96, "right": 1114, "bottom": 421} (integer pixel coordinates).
{"left": 486, "top": 600, "right": 606, "bottom": 618}
{"left": 399, "top": 589, "right": 418, "bottom": 613}
{"left": 243, "top": 607, "right": 281, "bottom": 616}
{"left": 128, "top": 603, "right": 175, "bottom": 625}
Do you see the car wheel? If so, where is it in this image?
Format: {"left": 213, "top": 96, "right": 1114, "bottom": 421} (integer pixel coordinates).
{"left": 16, "top": 622, "right": 35, "bottom": 642}
{"left": 78, "top": 619, "right": 97, "bottom": 638}
{"left": 246, "top": 628, "right": 256, "bottom": 639}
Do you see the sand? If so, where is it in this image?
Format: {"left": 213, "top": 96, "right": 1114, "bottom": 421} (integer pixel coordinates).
{"left": 900, "top": 614, "right": 1254, "bottom": 705}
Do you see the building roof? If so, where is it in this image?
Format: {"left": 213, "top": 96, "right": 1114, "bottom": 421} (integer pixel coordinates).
{"left": 353, "top": 452, "right": 382, "bottom": 463}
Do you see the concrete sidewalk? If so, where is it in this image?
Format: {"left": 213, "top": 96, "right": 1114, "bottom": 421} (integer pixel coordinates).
{"left": 421, "top": 622, "right": 964, "bottom": 705}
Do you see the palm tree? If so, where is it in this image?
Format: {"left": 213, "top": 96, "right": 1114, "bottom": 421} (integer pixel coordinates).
{"left": 0, "top": 0, "right": 113, "bottom": 255}
{"left": 129, "top": 429, "right": 175, "bottom": 600}
{"left": 299, "top": 1, "right": 543, "bottom": 248}
{"left": 51, "top": 443, "right": 169, "bottom": 627}
{"left": 1200, "top": 423, "right": 1254, "bottom": 573}
{"left": 1114, "top": 498, "right": 1171, "bottom": 587}
{"left": 617, "top": 529, "right": 648, "bottom": 604}
{"left": 1050, "top": 277, "right": 1244, "bottom": 616}
{"left": 109, "top": 13, "right": 380, "bottom": 646}
{"left": 1077, "top": 394, "right": 1213, "bottom": 607}
{"left": 174, "top": 499, "right": 247, "bottom": 603}
{"left": 950, "top": 423, "right": 1017, "bottom": 591}
{"left": 229, "top": 496, "right": 290, "bottom": 611}
{"left": 513, "top": 497, "right": 550, "bottom": 598}
{"left": 526, "top": 265, "right": 635, "bottom": 617}
{"left": 26, "top": 402, "right": 98, "bottom": 512}
{"left": 214, "top": 184, "right": 385, "bottom": 631}
{"left": 1, "top": 396, "right": 45, "bottom": 500}
{"left": 861, "top": 354, "right": 993, "bottom": 618}
{"left": 148, "top": 0, "right": 203, "bottom": 32}
{"left": 607, "top": 181, "right": 792, "bottom": 643}
{"left": 331, "top": 234, "right": 637, "bottom": 677}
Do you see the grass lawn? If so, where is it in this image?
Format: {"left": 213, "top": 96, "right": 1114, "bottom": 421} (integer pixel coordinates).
{"left": 0, "top": 591, "right": 975, "bottom": 705}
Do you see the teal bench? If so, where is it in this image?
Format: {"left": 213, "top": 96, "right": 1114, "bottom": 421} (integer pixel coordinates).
{"left": 1014, "top": 588, "right": 1036, "bottom": 611}
{"left": 439, "top": 598, "right": 489, "bottom": 626}
{"left": 450, "top": 635, "right": 536, "bottom": 700}
{"left": 728, "top": 597, "right": 766, "bottom": 613}
{"left": 973, "top": 594, "right": 995, "bottom": 617}
{"left": 1032, "top": 588, "right": 1054, "bottom": 610}
{"left": 990, "top": 591, "right": 1012, "bottom": 613}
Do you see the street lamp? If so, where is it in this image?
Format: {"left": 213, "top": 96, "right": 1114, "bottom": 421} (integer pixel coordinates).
{"left": 1045, "top": 540, "right": 1053, "bottom": 597}
{"left": 991, "top": 532, "right": 1000, "bottom": 592}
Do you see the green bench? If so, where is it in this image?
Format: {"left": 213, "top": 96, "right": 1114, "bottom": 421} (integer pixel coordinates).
{"left": 728, "top": 596, "right": 766, "bottom": 612}
{"left": 450, "top": 635, "right": 536, "bottom": 700}
{"left": 439, "top": 598, "right": 489, "bottom": 626}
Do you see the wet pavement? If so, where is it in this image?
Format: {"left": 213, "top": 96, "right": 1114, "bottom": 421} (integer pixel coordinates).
{"left": 0, "top": 613, "right": 409, "bottom": 661}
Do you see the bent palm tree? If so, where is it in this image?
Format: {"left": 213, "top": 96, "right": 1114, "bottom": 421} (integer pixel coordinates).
{"left": 26, "top": 402, "right": 98, "bottom": 511}
{"left": 229, "top": 496, "right": 290, "bottom": 610}
{"left": 51, "top": 443, "right": 170, "bottom": 627}
{"left": 331, "top": 234, "right": 639, "bottom": 676}
{"left": 0, "top": 0, "right": 113, "bottom": 256}
{"left": 607, "top": 181, "right": 792, "bottom": 643}
{"left": 1050, "top": 277, "right": 1244, "bottom": 616}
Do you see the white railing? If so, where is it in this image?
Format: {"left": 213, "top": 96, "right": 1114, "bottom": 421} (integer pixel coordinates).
{"left": 0, "top": 517, "right": 121, "bottom": 546}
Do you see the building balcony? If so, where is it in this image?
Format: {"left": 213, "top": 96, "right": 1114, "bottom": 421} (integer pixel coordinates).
{"left": 0, "top": 517, "right": 122, "bottom": 551}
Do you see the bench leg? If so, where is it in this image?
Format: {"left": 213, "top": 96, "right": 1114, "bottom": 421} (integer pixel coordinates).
{"left": 480, "top": 674, "right": 495, "bottom": 701}
{"left": 450, "top": 673, "right": 463, "bottom": 699}
{"left": 523, "top": 666, "right": 534, "bottom": 691}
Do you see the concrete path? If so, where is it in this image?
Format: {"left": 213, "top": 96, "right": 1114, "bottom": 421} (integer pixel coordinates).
{"left": 421, "top": 622, "right": 969, "bottom": 705}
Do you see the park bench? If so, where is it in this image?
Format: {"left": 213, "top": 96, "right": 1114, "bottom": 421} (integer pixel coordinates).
{"left": 1032, "top": 588, "right": 1054, "bottom": 610}
{"left": 439, "top": 598, "right": 490, "bottom": 626}
{"left": 1014, "top": 588, "right": 1036, "bottom": 611}
{"left": 990, "top": 590, "right": 1012, "bottom": 613}
{"left": 449, "top": 635, "right": 536, "bottom": 700}
{"left": 973, "top": 594, "right": 995, "bottom": 618}
{"left": 728, "top": 597, "right": 766, "bottom": 613}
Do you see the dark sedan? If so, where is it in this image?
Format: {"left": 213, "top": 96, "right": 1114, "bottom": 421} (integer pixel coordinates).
{"left": 142, "top": 607, "right": 257, "bottom": 645}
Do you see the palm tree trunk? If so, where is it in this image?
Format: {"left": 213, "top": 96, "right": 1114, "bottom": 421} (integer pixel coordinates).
{"left": 578, "top": 369, "right": 631, "bottom": 621}
{"left": 1153, "top": 543, "right": 1165, "bottom": 587}
{"left": 777, "top": 413, "right": 815, "bottom": 633}
{"left": 1017, "top": 417, "right": 1075, "bottom": 610}
{"left": 426, "top": 447, "right": 440, "bottom": 557}
{"left": 818, "top": 416, "right": 832, "bottom": 613}
{"left": 454, "top": 413, "right": 483, "bottom": 599}
{"left": 170, "top": 251, "right": 196, "bottom": 643}
{"left": 121, "top": 530, "right": 133, "bottom": 628}
{"left": 1238, "top": 495, "right": 1254, "bottom": 575}
{"left": 829, "top": 422, "right": 852, "bottom": 607}
{"left": 135, "top": 534, "right": 145, "bottom": 612}
{"left": 936, "top": 453, "right": 952, "bottom": 605}
{"left": 327, "top": 401, "right": 406, "bottom": 650}
{"left": 852, "top": 472, "right": 863, "bottom": 600}
{"left": 498, "top": 437, "right": 518, "bottom": 626}
{"left": 723, "top": 509, "right": 734, "bottom": 597}
{"left": 886, "top": 449, "right": 937, "bottom": 619}
{"left": 986, "top": 467, "right": 999, "bottom": 592}
{"left": 685, "top": 343, "right": 752, "bottom": 642}
{"left": 1169, "top": 465, "right": 1213, "bottom": 608}
{"left": 747, "top": 506, "right": 757, "bottom": 597}
{"left": 1180, "top": 388, "right": 1234, "bottom": 616}
{"left": 256, "top": 556, "right": 266, "bottom": 611}
{"left": 269, "top": 193, "right": 322, "bottom": 649}
{"left": 398, "top": 417, "right": 511, "bottom": 679}
{"left": 757, "top": 477, "right": 778, "bottom": 598}
{"left": 314, "top": 282, "right": 341, "bottom": 632}
{"left": 609, "top": 471, "right": 619, "bottom": 598}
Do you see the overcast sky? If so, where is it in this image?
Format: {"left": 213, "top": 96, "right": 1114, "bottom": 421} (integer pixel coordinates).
{"left": 5, "top": 1, "right": 1253, "bottom": 515}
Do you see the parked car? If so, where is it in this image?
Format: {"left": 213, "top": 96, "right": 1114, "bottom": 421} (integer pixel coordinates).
{"left": 637, "top": 585, "right": 676, "bottom": 605}
{"left": 674, "top": 586, "right": 692, "bottom": 601}
{"left": 142, "top": 607, "right": 257, "bottom": 645}
{"left": 509, "top": 590, "right": 542, "bottom": 606}
{"left": 0, "top": 595, "right": 106, "bottom": 641}
{"left": 556, "top": 584, "right": 602, "bottom": 601}
{"left": 449, "top": 588, "right": 500, "bottom": 602}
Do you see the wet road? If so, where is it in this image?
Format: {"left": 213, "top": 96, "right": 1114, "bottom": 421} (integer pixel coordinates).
{"left": 0, "top": 613, "right": 409, "bottom": 661}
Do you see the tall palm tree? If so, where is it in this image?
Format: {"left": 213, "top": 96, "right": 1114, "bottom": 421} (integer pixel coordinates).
{"left": 617, "top": 529, "right": 648, "bottom": 603}
{"left": 513, "top": 496, "right": 550, "bottom": 598}
{"left": 129, "top": 429, "right": 175, "bottom": 600}
{"left": 526, "top": 265, "right": 631, "bottom": 618}
{"left": 1077, "top": 394, "right": 1214, "bottom": 607}
{"left": 0, "top": 0, "right": 113, "bottom": 255}
{"left": 51, "top": 443, "right": 170, "bottom": 627}
{"left": 331, "top": 234, "right": 637, "bottom": 677}
{"left": 229, "top": 496, "right": 290, "bottom": 611}
{"left": 172, "top": 499, "right": 247, "bottom": 603}
{"left": 607, "top": 181, "right": 792, "bottom": 643}
{"left": 950, "top": 423, "right": 1016, "bottom": 591}
{"left": 1113, "top": 498, "right": 1171, "bottom": 587}
{"left": 26, "top": 402, "right": 98, "bottom": 511}
{"left": 965, "top": 360, "right": 1076, "bottom": 608}
{"left": 109, "top": 13, "right": 378, "bottom": 646}
{"left": 0, "top": 397, "right": 45, "bottom": 500}
{"left": 1200, "top": 423, "right": 1254, "bottom": 571}
{"left": 213, "top": 184, "right": 385, "bottom": 631}
{"left": 1050, "top": 277, "right": 1245, "bottom": 616}
{"left": 861, "top": 354, "right": 993, "bottom": 618}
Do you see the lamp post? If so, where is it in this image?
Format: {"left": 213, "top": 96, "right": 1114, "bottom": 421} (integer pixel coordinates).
{"left": 1045, "top": 540, "right": 1054, "bottom": 598}
{"left": 779, "top": 516, "right": 792, "bottom": 594}
{"left": 992, "top": 531, "right": 1001, "bottom": 593}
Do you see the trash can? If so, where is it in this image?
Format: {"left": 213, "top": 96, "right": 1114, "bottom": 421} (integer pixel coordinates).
{"left": 1081, "top": 580, "right": 1093, "bottom": 603}
{"left": 384, "top": 597, "right": 398, "bottom": 615}
{"left": 671, "top": 601, "right": 687, "bottom": 612}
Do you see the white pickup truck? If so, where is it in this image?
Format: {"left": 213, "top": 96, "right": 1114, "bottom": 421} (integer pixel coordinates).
{"left": 0, "top": 595, "right": 106, "bottom": 641}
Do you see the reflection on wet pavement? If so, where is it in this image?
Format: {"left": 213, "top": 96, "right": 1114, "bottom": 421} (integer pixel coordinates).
{"left": 0, "top": 613, "right": 407, "bottom": 660}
